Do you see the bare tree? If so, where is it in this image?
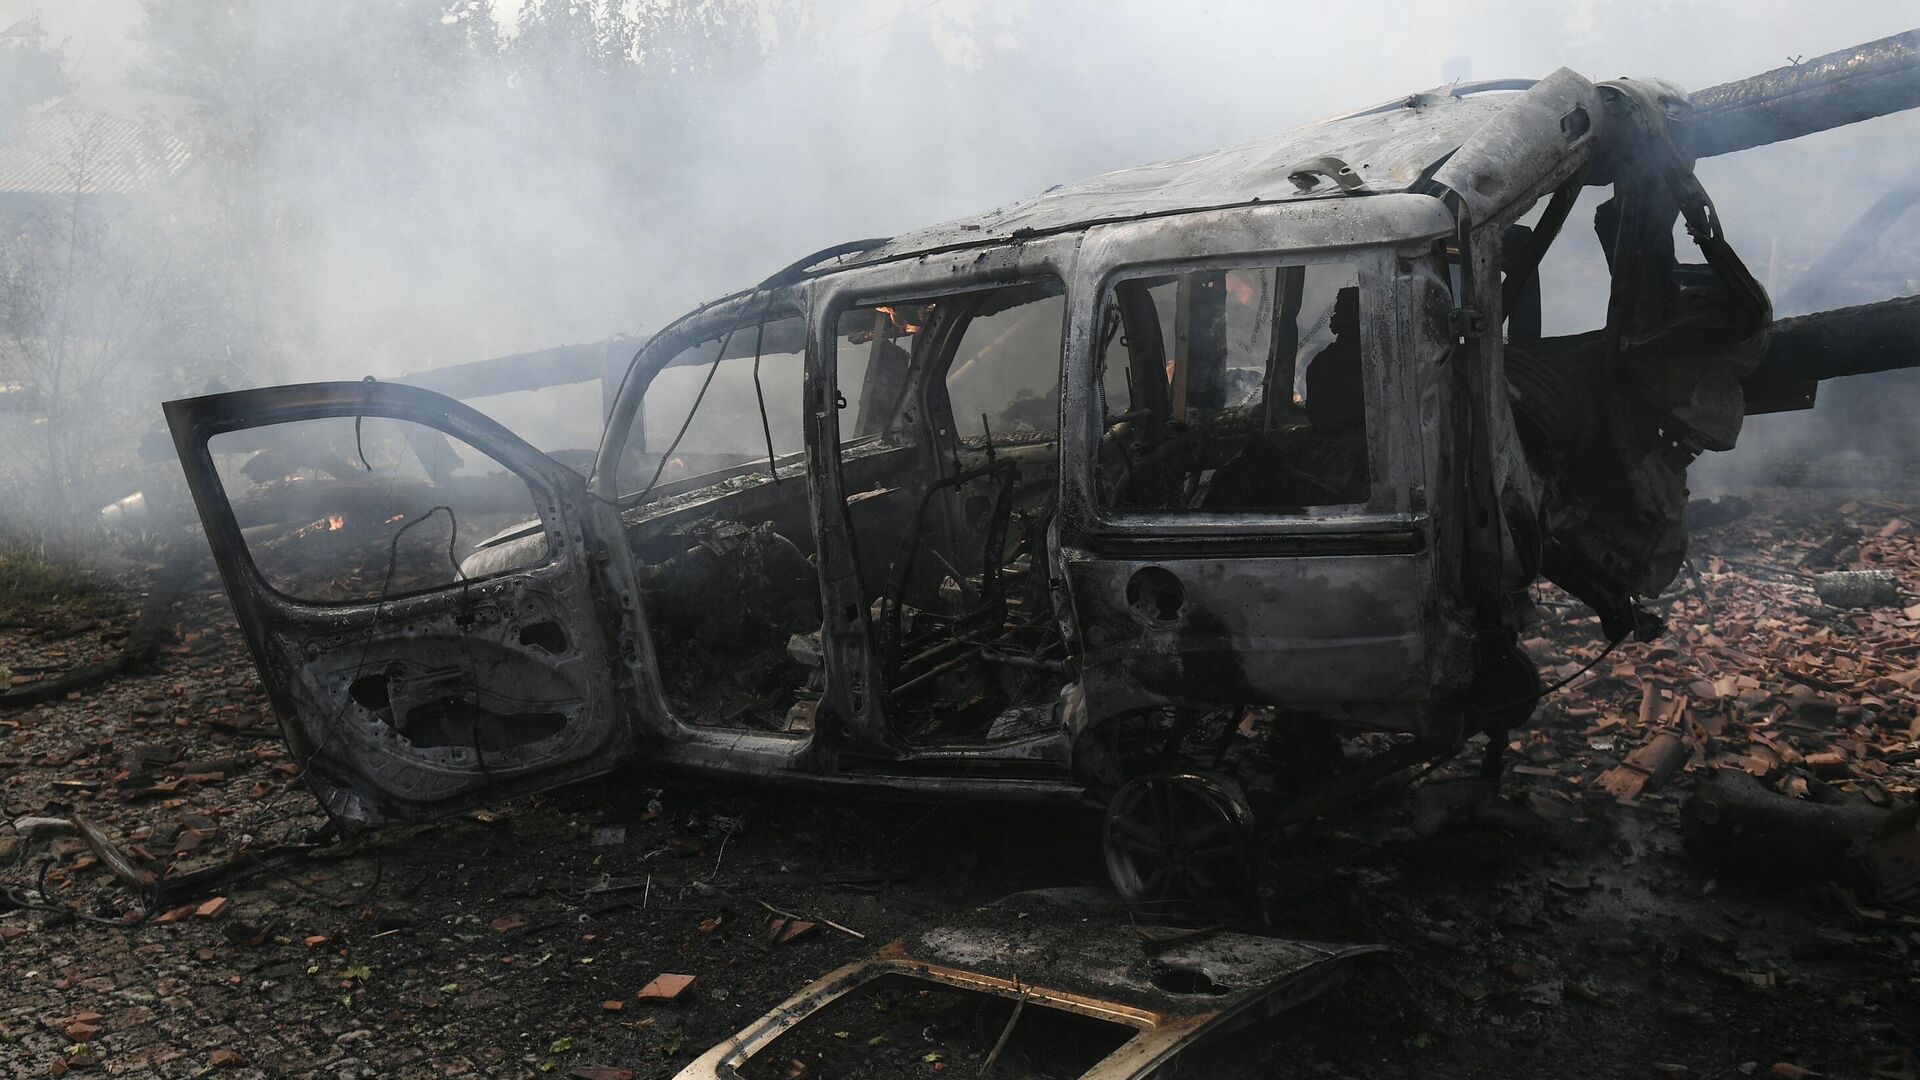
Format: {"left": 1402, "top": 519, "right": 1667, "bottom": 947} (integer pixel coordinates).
{"left": 0, "top": 114, "right": 172, "bottom": 532}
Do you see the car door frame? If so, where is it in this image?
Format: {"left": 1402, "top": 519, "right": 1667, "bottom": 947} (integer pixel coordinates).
{"left": 588, "top": 288, "right": 835, "bottom": 781}
{"left": 1055, "top": 196, "right": 1467, "bottom": 730}
{"left": 166, "top": 379, "right": 640, "bottom": 827}
{"left": 803, "top": 235, "right": 1082, "bottom": 758}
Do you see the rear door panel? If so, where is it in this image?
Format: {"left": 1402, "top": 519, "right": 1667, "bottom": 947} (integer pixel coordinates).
{"left": 1065, "top": 547, "right": 1434, "bottom": 716}
{"left": 166, "top": 381, "right": 629, "bottom": 826}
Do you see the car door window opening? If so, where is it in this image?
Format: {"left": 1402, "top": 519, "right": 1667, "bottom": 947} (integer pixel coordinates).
{"left": 1096, "top": 261, "right": 1372, "bottom": 515}
{"left": 831, "top": 278, "right": 1072, "bottom": 747}
{"left": 207, "top": 417, "right": 550, "bottom": 605}
{"left": 615, "top": 310, "right": 819, "bottom": 731}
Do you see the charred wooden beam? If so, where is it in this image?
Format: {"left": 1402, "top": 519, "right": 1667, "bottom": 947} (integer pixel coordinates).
{"left": 1762, "top": 294, "right": 1920, "bottom": 381}
{"left": 398, "top": 339, "right": 620, "bottom": 401}
{"left": 137, "top": 338, "right": 639, "bottom": 463}
{"left": 1744, "top": 294, "right": 1920, "bottom": 415}
{"left": 1689, "top": 28, "right": 1920, "bottom": 159}
{"left": 1681, "top": 770, "right": 1891, "bottom": 887}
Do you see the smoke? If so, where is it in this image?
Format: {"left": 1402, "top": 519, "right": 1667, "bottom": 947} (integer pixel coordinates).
{"left": 57, "top": 1, "right": 1920, "bottom": 357}
{"left": 1, "top": 0, "right": 1917, "bottom": 522}
{"left": 1688, "top": 101, "right": 1920, "bottom": 494}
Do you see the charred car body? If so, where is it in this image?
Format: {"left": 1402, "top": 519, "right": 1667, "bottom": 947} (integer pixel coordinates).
{"left": 167, "top": 35, "right": 1920, "bottom": 902}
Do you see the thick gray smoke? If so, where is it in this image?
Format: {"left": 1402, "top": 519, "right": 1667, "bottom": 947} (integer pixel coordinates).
{"left": 1, "top": 0, "right": 1917, "bottom": 531}
{"left": 1690, "top": 104, "right": 1920, "bottom": 490}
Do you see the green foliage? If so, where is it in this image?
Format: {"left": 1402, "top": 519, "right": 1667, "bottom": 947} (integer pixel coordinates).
{"left": 0, "top": 539, "right": 103, "bottom": 614}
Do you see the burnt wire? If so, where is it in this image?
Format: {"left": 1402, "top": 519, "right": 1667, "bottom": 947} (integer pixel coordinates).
{"left": 851, "top": 0, "right": 945, "bottom": 39}
{"left": 21, "top": 469, "right": 466, "bottom": 908}
{"left": 353, "top": 376, "right": 378, "bottom": 472}
{"left": 1, "top": 880, "right": 129, "bottom": 925}
{"left": 269, "top": 501, "right": 474, "bottom": 918}
{"left": 292, "top": 505, "right": 470, "bottom": 791}
{"left": 749, "top": 293, "right": 781, "bottom": 484}
{"left": 236, "top": 842, "right": 380, "bottom": 908}
{"left": 1468, "top": 632, "right": 1626, "bottom": 719}
{"left": 633, "top": 326, "right": 738, "bottom": 505}
{"left": 1498, "top": 558, "right": 1713, "bottom": 719}
{"left": 589, "top": 294, "right": 778, "bottom": 507}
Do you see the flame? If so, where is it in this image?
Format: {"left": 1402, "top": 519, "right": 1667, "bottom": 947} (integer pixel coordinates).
{"left": 873, "top": 305, "right": 923, "bottom": 335}
{"left": 289, "top": 513, "right": 347, "bottom": 539}
{"left": 385, "top": 513, "right": 405, "bottom": 524}
{"left": 1226, "top": 272, "right": 1258, "bottom": 305}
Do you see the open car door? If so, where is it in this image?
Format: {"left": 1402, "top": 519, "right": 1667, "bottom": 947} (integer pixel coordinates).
{"left": 165, "top": 381, "right": 631, "bottom": 827}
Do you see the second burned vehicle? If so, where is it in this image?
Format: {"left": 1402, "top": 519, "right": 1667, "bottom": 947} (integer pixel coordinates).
{"left": 168, "top": 35, "right": 1920, "bottom": 904}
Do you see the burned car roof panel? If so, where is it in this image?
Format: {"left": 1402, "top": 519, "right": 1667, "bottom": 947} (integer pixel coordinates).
{"left": 846, "top": 90, "right": 1515, "bottom": 265}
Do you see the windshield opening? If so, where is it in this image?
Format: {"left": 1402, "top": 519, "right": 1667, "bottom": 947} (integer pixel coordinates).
{"left": 614, "top": 312, "right": 807, "bottom": 504}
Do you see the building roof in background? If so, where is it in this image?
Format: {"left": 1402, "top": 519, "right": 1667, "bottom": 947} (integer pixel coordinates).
{"left": 0, "top": 102, "right": 193, "bottom": 197}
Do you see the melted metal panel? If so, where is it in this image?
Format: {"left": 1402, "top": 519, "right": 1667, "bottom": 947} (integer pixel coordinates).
{"left": 1067, "top": 551, "right": 1433, "bottom": 716}
{"left": 672, "top": 910, "right": 1381, "bottom": 1080}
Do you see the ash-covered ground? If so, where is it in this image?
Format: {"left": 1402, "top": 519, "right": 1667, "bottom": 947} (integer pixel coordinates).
{"left": 2, "top": 485, "right": 1917, "bottom": 1079}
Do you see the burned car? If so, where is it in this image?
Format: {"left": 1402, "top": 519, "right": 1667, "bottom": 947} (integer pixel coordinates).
{"left": 167, "top": 39, "right": 1920, "bottom": 904}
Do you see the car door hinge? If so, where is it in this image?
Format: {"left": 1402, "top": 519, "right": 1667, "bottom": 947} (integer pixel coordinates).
{"left": 1449, "top": 306, "right": 1487, "bottom": 340}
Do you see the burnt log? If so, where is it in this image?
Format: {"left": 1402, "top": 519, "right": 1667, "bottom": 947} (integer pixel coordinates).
{"left": 1813, "top": 569, "right": 1902, "bottom": 608}
{"left": 1681, "top": 770, "right": 1892, "bottom": 887}
{"left": 1742, "top": 293, "right": 1920, "bottom": 412}
{"left": 1763, "top": 293, "right": 1920, "bottom": 381}
{"left": 1689, "top": 28, "right": 1920, "bottom": 159}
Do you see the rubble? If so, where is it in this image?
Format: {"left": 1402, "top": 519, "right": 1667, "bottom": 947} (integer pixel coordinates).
{"left": 0, "top": 554, "right": 190, "bottom": 710}
{"left": 1596, "top": 730, "right": 1691, "bottom": 800}
{"left": 1500, "top": 487, "right": 1920, "bottom": 918}
{"left": 1, "top": 491, "right": 1903, "bottom": 1076}
{"left": 12, "top": 816, "right": 73, "bottom": 839}
{"left": 637, "top": 973, "right": 698, "bottom": 1002}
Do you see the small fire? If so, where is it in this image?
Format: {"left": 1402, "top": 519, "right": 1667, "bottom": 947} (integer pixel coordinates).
{"left": 873, "top": 305, "right": 923, "bottom": 335}
{"left": 385, "top": 513, "right": 406, "bottom": 524}
{"left": 289, "top": 513, "right": 348, "bottom": 539}
{"left": 1226, "top": 272, "right": 1258, "bottom": 306}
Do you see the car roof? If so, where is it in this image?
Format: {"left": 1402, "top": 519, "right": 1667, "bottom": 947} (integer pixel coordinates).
{"left": 826, "top": 86, "right": 1524, "bottom": 270}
